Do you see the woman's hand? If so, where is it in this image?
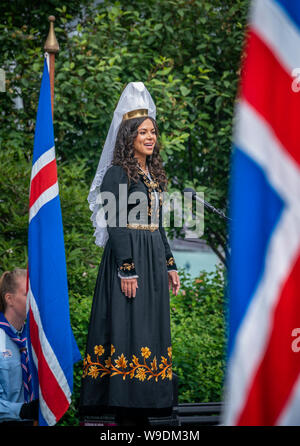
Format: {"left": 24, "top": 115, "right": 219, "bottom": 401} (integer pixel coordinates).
{"left": 168, "top": 271, "right": 180, "bottom": 296}
{"left": 120, "top": 277, "right": 138, "bottom": 298}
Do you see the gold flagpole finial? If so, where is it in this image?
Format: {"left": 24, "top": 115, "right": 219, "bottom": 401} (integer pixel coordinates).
{"left": 44, "top": 16, "right": 59, "bottom": 53}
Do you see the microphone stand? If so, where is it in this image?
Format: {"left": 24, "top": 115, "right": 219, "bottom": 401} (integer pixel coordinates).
{"left": 183, "top": 188, "right": 231, "bottom": 267}
{"left": 183, "top": 188, "right": 231, "bottom": 222}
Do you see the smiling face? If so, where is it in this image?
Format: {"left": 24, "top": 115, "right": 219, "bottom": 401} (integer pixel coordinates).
{"left": 133, "top": 118, "right": 157, "bottom": 158}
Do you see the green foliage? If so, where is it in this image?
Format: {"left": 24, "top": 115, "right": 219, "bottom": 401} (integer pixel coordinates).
{"left": 0, "top": 147, "right": 30, "bottom": 269}
{"left": 0, "top": 0, "right": 249, "bottom": 425}
{"left": 0, "top": 0, "right": 250, "bottom": 262}
{"left": 0, "top": 148, "right": 99, "bottom": 426}
{"left": 60, "top": 292, "right": 93, "bottom": 426}
{"left": 171, "top": 267, "right": 226, "bottom": 403}
{"left": 58, "top": 266, "right": 226, "bottom": 425}
{"left": 0, "top": 149, "right": 226, "bottom": 425}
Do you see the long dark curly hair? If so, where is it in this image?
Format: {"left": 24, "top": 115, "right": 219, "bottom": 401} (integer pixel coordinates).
{"left": 112, "top": 116, "right": 168, "bottom": 191}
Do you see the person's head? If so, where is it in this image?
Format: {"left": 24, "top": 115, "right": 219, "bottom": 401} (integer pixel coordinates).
{"left": 0, "top": 269, "right": 27, "bottom": 326}
{"left": 132, "top": 117, "right": 157, "bottom": 160}
{"left": 113, "top": 116, "right": 168, "bottom": 190}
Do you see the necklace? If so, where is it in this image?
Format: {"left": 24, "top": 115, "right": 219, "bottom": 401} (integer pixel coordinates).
{"left": 137, "top": 165, "right": 163, "bottom": 218}
{"left": 138, "top": 163, "right": 149, "bottom": 177}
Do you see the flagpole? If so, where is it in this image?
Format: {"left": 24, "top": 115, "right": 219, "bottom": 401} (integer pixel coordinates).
{"left": 44, "top": 15, "right": 59, "bottom": 117}
{"left": 30, "top": 16, "right": 59, "bottom": 427}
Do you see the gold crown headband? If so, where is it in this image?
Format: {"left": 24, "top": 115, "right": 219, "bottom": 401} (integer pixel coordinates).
{"left": 122, "top": 108, "right": 148, "bottom": 121}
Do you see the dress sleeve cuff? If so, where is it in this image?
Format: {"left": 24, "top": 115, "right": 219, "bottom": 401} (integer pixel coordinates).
{"left": 166, "top": 254, "right": 177, "bottom": 271}
{"left": 118, "top": 272, "right": 139, "bottom": 279}
{"left": 117, "top": 258, "right": 138, "bottom": 278}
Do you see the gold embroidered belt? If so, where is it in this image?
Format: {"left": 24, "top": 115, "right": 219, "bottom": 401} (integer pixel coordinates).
{"left": 127, "top": 223, "right": 159, "bottom": 232}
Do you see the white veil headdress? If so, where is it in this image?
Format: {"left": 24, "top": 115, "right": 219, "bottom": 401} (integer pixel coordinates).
{"left": 88, "top": 82, "right": 156, "bottom": 247}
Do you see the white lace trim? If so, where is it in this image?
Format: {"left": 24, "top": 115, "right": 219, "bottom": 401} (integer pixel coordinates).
{"left": 87, "top": 163, "right": 112, "bottom": 248}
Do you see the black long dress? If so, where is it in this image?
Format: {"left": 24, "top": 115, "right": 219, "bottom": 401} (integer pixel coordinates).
{"left": 79, "top": 164, "right": 178, "bottom": 417}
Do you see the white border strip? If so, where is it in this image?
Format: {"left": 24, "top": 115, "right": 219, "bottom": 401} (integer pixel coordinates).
{"left": 277, "top": 373, "right": 300, "bottom": 425}
{"left": 234, "top": 101, "right": 300, "bottom": 205}
{"left": 31, "top": 146, "right": 55, "bottom": 182}
{"left": 223, "top": 100, "right": 300, "bottom": 425}
{"left": 251, "top": 0, "right": 300, "bottom": 73}
{"left": 27, "top": 282, "right": 71, "bottom": 425}
{"left": 29, "top": 182, "right": 59, "bottom": 223}
{"left": 45, "top": 52, "right": 50, "bottom": 73}
{"left": 31, "top": 346, "right": 57, "bottom": 426}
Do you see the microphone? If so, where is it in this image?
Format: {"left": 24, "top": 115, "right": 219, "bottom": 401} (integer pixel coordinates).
{"left": 183, "top": 187, "right": 231, "bottom": 222}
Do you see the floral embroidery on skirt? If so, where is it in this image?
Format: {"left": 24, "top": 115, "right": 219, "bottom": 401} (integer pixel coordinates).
{"left": 83, "top": 345, "right": 172, "bottom": 382}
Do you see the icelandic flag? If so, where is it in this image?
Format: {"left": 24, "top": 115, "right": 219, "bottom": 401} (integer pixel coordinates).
{"left": 223, "top": 0, "right": 300, "bottom": 425}
{"left": 27, "top": 56, "right": 81, "bottom": 426}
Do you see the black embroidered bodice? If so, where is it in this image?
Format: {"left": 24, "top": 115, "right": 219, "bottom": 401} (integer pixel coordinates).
{"left": 100, "top": 165, "right": 178, "bottom": 278}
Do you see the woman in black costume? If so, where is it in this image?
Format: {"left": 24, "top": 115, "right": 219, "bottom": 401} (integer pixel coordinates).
{"left": 80, "top": 83, "right": 180, "bottom": 426}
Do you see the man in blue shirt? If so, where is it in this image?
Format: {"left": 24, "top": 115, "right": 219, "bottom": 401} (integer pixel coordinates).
{"left": 0, "top": 268, "right": 38, "bottom": 424}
